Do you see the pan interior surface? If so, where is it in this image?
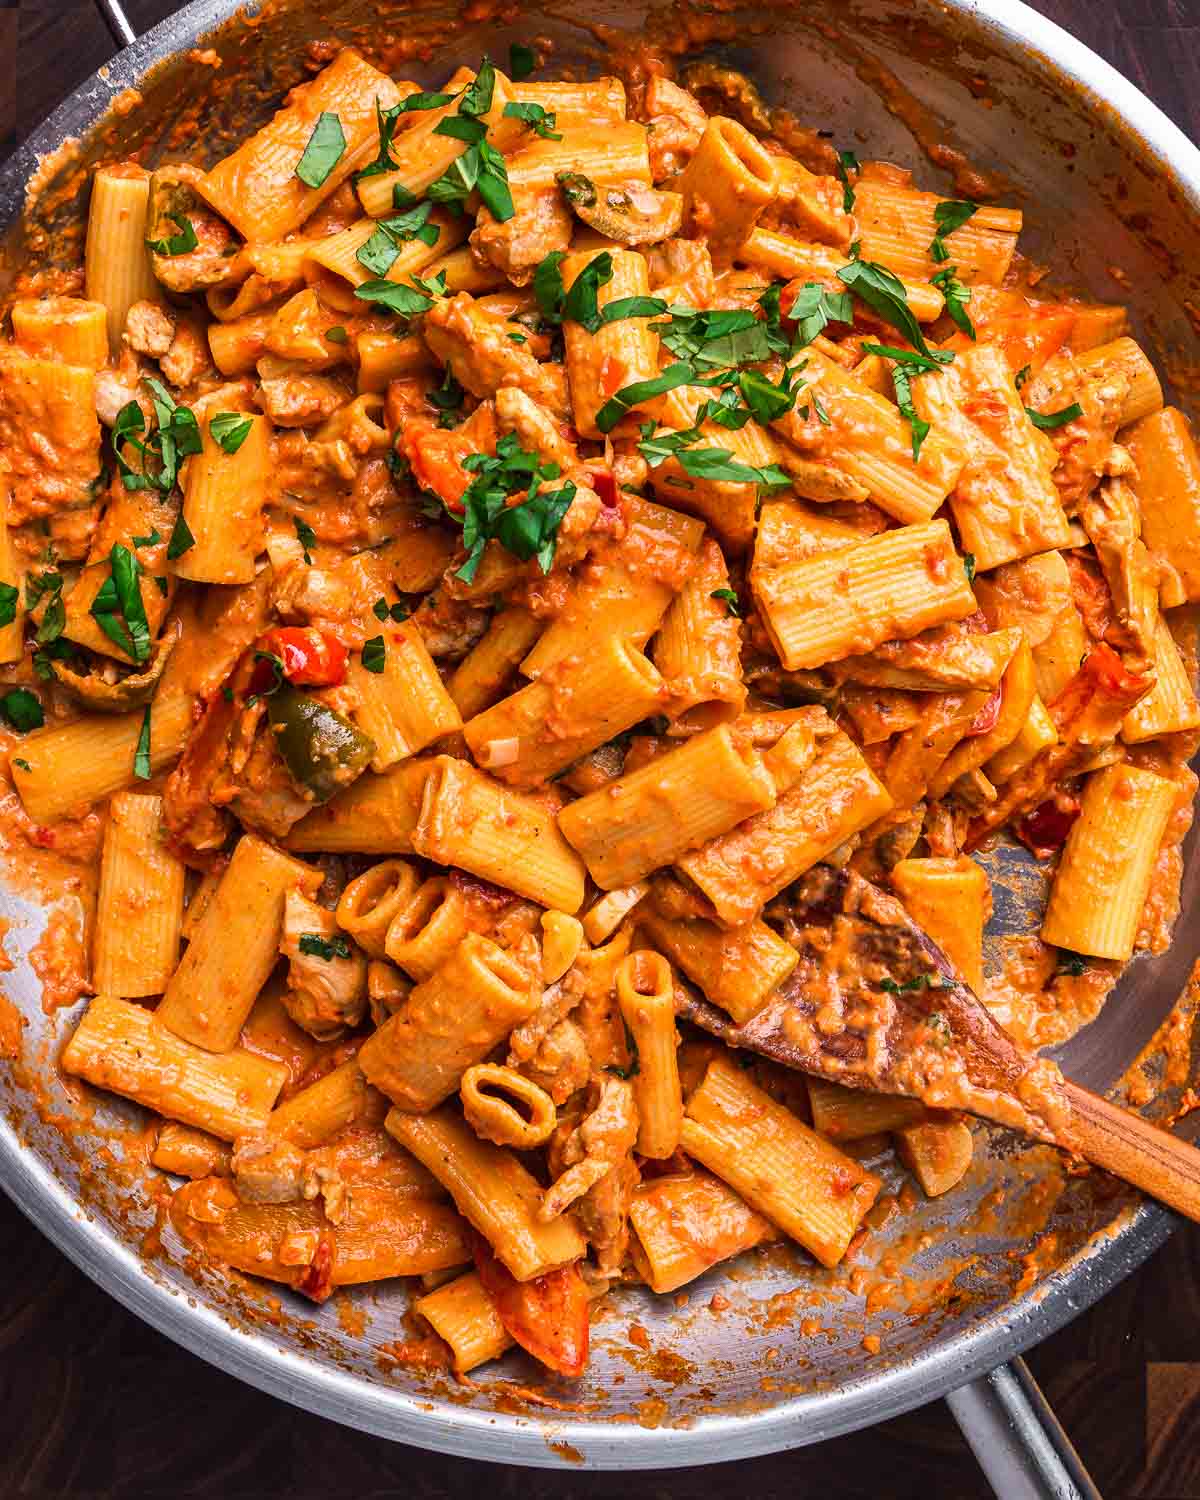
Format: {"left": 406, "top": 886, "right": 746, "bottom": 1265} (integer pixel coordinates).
{"left": 1, "top": 0, "right": 1199, "bottom": 1467}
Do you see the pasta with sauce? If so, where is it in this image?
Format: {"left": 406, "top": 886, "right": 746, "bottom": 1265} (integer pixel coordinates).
{"left": 0, "top": 43, "right": 1195, "bottom": 1380}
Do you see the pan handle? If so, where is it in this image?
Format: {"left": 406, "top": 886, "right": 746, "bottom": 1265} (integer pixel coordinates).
{"left": 945, "top": 1357, "right": 1102, "bottom": 1500}
{"left": 93, "top": 0, "right": 137, "bottom": 47}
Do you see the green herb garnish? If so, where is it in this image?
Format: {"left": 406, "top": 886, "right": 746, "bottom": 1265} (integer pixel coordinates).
{"left": 146, "top": 213, "right": 198, "bottom": 256}
{"left": 1, "top": 689, "right": 43, "bottom": 733}
{"left": 711, "top": 588, "right": 740, "bottom": 616}
{"left": 209, "top": 411, "right": 253, "bottom": 454}
{"left": 1026, "top": 401, "right": 1083, "bottom": 430}
{"left": 293, "top": 517, "right": 317, "bottom": 565}
{"left": 295, "top": 112, "right": 346, "bottom": 188}
{"left": 90, "top": 543, "right": 151, "bottom": 663}
{"left": 166, "top": 513, "right": 195, "bottom": 561}
{"left": 133, "top": 704, "right": 152, "bottom": 780}
{"left": 502, "top": 101, "right": 561, "bottom": 140}
{"left": 299, "top": 933, "right": 353, "bottom": 960}
{"left": 362, "top": 636, "right": 387, "bottom": 673}
{"left": 835, "top": 148, "right": 860, "bottom": 214}
{"left": 930, "top": 199, "right": 979, "bottom": 263}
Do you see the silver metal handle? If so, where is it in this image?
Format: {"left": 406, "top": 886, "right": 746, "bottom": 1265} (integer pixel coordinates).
{"left": 946, "top": 1358, "right": 1103, "bottom": 1500}
{"left": 94, "top": 0, "right": 137, "bottom": 47}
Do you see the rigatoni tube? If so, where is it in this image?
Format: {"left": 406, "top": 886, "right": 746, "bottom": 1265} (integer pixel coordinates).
{"left": 615, "top": 951, "right": 682, "bottom": 1159}
{"left": 92, "top": 792, "right": 186, "bottom": 998}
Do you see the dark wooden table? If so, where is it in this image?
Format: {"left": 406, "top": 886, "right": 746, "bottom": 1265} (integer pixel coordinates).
{"left": 5, "top": 2, "right": 1200, "bottom": 1495}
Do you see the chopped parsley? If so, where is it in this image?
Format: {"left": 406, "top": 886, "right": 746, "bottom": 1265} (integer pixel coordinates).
{"left": 834, "top": 148, "right": 860, "bottom": 214}
{"left": 90, "top": 543, "right": 151, "bottom": 663}
{"left": 209, "top": 411, "right": 253, "bottom": 454}
{"left": 299, "top": 933, "right": 353, "bottom": 960}
{"left": 0, "top": 581, "right": 18, "bottom": 628}
{"left": 927, "top": 1010, "right": 953, "bottom": 1044}
{"left": 929, "top": 199, "right": 978, "bottom": 263}
{"left": 533, "top": 251, "right": 567, "bottom": 323}
{"left": 362, "top": 636, "right": 387, "bottom": 673}
{"left": 295, "top": 112, "right": 346, "bottom": 188}
{"left": 145, "top": 213, "right": 198, "bottom": 256}
{"left": 879, "top": 973, "right": 938, "bottom": 994}
{"left": 449, "top": 432, "right": 577, "bottom": 583}
{"left": 427, "top": 365, "right": 466, "bottom": 428}
{"left": 1026, "top": 401, "right": 1083, "bottom": 430}
{"left": 133, "top": 704, "right": 152, "bottom": 780}
{"left": 1, "top": 689, "right": 43, "bottom": 733}
{"left": 502, "top": 101, "right": 561, "bottom": 140}
{"left": 354, "top": 273, "right": 443, "bottom": 322}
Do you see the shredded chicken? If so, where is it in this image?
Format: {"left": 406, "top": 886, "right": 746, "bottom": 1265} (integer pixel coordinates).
{"left": 94, "top": 349, "right": 149, "bottom": 428}
{"left": 541, "top": 1076, "right": 640, "bottom": 1272}
{"left": 231, "top": 1134, "right": 308, "bottom": 1204}
{"left": 258, "top": 373, "right": 350, "bottom": 427}
{"left": 424, "top": 293, "right": 566, "bottom": 416}
{"left": 279, "top": 889, "right": 368, "bottom": 1039}
{"left": 160, "top": 318, "right": 211, "bottom": 389}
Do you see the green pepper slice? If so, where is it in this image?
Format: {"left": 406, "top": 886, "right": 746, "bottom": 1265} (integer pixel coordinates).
{"left": 267, "top": 685, "right": 375, "bottom": 803}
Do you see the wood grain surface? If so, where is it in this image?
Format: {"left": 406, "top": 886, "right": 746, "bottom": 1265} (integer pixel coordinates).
{"left": 4, "top": 2, "right": 1200, "bottom": 1495}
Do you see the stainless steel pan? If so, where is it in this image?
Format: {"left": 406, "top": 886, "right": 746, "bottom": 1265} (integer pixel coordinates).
{"left": 2, "top": 1, "right": 1199, "bottom": 1491}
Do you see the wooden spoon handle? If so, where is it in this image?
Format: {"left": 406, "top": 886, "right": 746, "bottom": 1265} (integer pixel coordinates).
{"left": 1060, "top": 1080, "right": 1200, "bottom": 1222}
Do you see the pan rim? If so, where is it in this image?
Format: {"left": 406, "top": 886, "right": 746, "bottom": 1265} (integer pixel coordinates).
{"left": 0, "top": 0, "right": 1194, "bottom": 1466}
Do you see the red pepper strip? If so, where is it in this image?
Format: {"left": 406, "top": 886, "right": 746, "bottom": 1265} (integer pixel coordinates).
{"left": 254, "top": 626, "right": 348, "bottom": 690}
{"left": 591, "top": 467, "right": 619, "bottom": 509}
{"left": 472, "top": 1236, "right": 589, "bottom": 1378}
{"left": 1014, "top": 797, "right": 1081, "bottom": 858}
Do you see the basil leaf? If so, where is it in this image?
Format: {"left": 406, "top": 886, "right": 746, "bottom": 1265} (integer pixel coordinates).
{"left": 533, "top": 251, "right": 567, "bottom": 323}
{"left": 459, "top": 58, "right": 497, "bottom": 118}
{"left": 596, "top": 361, "right": 695, "bottom": 434}
{"left": 561, "top": 252, "right": 614, "bottom": 332}
{"left": 428, "top": 365, "right": 465, "bottom": 428}
{"left": 737, "top": 367, "right": 800, "bottom": 425}
{"left": 835, "top": 148, "right": 860, "bottom": 214}
{"left": 325, "top": 325, "right": 349, "bottom": 344}
{"left": 890, "top": 362, "right": 931, "bottom": 462}
{"left": 859, "top": 341, "right": 952, "bottom": 374}
{"left": 209, "top": 411, "right": 253, "bottom": 454}
{"left": 372, "top": 596, "right": 391, "bottom": 621}
{"left": 146, "top": 213, "right": 198, "bottom": 256}
{"left": 294, "top": 516, "right": 317, "bottom": 564}
{"left": 786, "top": 282, "right": 854, "bottom": 347}
{"left": 133, "top": 704, "right": 152, "bottom": 780}
{"left": 711, "top": 587, "right": 740, "bottom": 616}
{"left": 1026, "top": 401, "right": 1083, "bottom": 430}
{"left": 295, "top": 111, "right": 346, "bottom": 189}
{"left": 362, "top": 636, "right": 387, "bottom": 673}
{"left": 599, "top": 295, "right": 669, "bottom": 326}
{"left": 1015, "top": 364, "right": 1032, "bottom": 390}
{"left": 2, "top": 689, "right": 43, "bottom": 732}
{"left": 166, "top": 512, "right": 195, "bottom": 560}
{"left": 427, "top": 145, "right": 480, "bottom": 210}
{"left": 354, "top": 277, "right": 437, "bottom": 320}
{"left": 90, "top": 543, "right": 152, "bottom": 663}
{"left": 837, "top": 256, "right": 942, "bottom": 361}
{"left": 475, "top": 140, "right": 514, "bottom": 222}
{"left": 964, "top": 553, "right": 977, "bottom": 583}
{"left": 509, "top": 43, "right": 536, "bottom": 80}
{"left": 451, "top": 434, "right": 576, "bottom": 582}
{"left": 0, "top": 582, "right": 18, "bottom": 628}
{"left": 299, "top": 933, "right": 353, "bottom": 960}
{"left": 675, "top": 448, "right": 790, "bottom": 487}
{"left": 502, "top": 101, "right": 561, "bottom": 140}
{"left": 654, "top": 306, "right": 782, "bottom": 369}
{"left": 131, "top": 529, "right": 161, "bottom": 548}
{"left": 434, "top": 114, "right": 488, "bottom": 144}
{"left": 400, "top": 91, "right": 456, "bottom": 113}
{"left": 931, "top": 265, "right": 976, "bottom": 339}
{"left": 930, "top": 199, "right": 979, "bottom": 263}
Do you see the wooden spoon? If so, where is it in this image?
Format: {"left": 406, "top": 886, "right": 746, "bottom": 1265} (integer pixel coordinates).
{"left": 674, "top": 864, "right": 1200, "bottom": 1222}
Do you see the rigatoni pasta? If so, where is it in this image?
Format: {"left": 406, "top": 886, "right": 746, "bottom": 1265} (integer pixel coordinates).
{"left": 7, "top": 42, "right": 1198, "bottom": 1388}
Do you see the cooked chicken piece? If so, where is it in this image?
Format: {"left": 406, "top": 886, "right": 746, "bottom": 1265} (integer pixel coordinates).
{"left": 541, "top": 1075, "right": 640, "bottom": 1271}
{"left": 160, "top": 318, "right": 211, "bottom": 389}
{"left": 1024, "top": 354, "right": 1131, "bottom": 514}
{"left": 147, "top": 164, "right": 243, "bottom": 294}
{"left": 226, "top": 728, "right": 314, "bottom": 839}
{"left": 642, "top": 77, "right": 707, "bottom": 182}
{"left": 470, "top": 189, "right": 573, "bottom": 286}
{"left": 367, "top": 958, "right": 412, "bottom": 1027}
{"left": 508, "top": 971, "right": 585, "bottom": 1064}
{"left": 231, "top": 1134, "right": 308, "bottom": 1203}
{"left": 279, "top": 888, "right": 368, "bottom": 1040}
{"left": 94, "top": 349, "right": 150, "bottom": 428}
{"left": 495, "top": 386, "right": 578, "bottom": 473}
{"left": 1078, "top": 476, "right": 1159, "bottom": 662}
{"left": 518, "top": 1017, "right": 591, "bottom": 1106}
{"left": 423, "top": 293, "right": 566, "bottom": 416}
{"left": 124, "top": 299, "right": 175, "bottom": 358}
{"left": 258, "top": 372, "right": 350, "bottom": 427}
{"left": 408, "top": 591, "right": 490, "bottom": 660}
